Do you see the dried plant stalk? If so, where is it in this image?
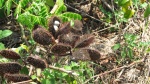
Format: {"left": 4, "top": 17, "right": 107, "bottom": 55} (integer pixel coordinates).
{"left": 0, "top": 50, "right": 21, "bottom": 59}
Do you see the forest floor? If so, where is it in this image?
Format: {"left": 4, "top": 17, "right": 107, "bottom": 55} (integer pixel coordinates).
{"left": 1, "top": 0, "right": 150, "bottom": 84}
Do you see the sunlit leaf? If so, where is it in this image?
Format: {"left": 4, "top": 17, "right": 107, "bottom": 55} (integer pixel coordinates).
{"left": 0, "top": 43, "right": 5, "bottom": 50}
{"left": 144, "top": 4, "right": 150, "bottom": 18}
{"left": 5, "top": 0, "right": 12, "bottom": 15}
{"left": 112, "top": 43, "right": 120, "bottom": 50}
{"left": 0, "top": 0, "right": 4, "bottom": 8}
{"left": 0, "top": 30, "right": 12, "bottom": 39}
{"left": 124, "top": 9, "right": 135, "bottom": 19}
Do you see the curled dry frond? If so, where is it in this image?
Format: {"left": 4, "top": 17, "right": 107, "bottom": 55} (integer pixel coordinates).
{"left": 74, "top": 34, "right": 94, "bottom": 48}
{"left": 56, "top": 22, "right": 71, "bottom": 38}
{"left": 26, "top": 55, "right": 47, "bottom": 69}
{"left": 51, "top": 43, "right": 71, "bottom": 56}
{"left": 72, "top": 48, "right": 101, "bottom": 61}
{"left": 0, "top": 62, "right": 22, "bottom": 76}
{"left": 48, "top": 16, "right": 62, "bottom": 38}
{"left": 4, "top": 73, "right": 31, "bottom": 82}
{"left": 32, "top": 25, "right": 55, "bottom": 45}
{"left": 0, "top": 50, "right": 21, "bottom": 59}
{"left": 71, "top": 20, "right": 83, "bottom": 35}
{"left": 58, "top": 33, "right": 80, "bottom": 47}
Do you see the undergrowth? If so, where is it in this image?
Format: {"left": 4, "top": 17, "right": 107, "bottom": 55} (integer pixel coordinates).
{"left": 0, "top": 0, "right": 150, "bottom": 84}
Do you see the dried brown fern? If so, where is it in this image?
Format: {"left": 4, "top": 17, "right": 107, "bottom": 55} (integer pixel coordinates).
{"left": 26, "top": 55, "right": 47, "bottom": 69}
{"left": 71, "top": 20, "right": 83, "bottom": 35}
{"left": 56, "top": 22, "right": 71, "bottom": 38}
{"left": 58, "top": 33, "right": 80, "bottom": 47}
{"left": 48, "top": 16, "right": 61, "bottom": 38}
{"left": 32, "top": 25, "right": 56, "bottom": 45}
{"left": 0, "top": 62, "right": 22, "bottom": 76}
{"left": 4, "top": 73, "right": 31, "bottom": 82}
{"left": 0, "top": 50, "right": 21, "bottom": 59}
{"left": 74, "top": 34, "right": 94, "bottom": 48}
{"left": 72, "top": 48, "right": 100, "bottom": 61}
{"left": 51, "top": 43, "right": 72, "bottom": 56}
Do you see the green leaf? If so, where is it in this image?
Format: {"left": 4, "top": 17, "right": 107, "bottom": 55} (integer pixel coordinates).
{"left": 54, "top": 5, "right": 67, "bottom": 14}
{"left": 127, "top": 48, "right": 133, "bottom": 59}
{"left": 0, "top": 42, "right": 5, "bottom": 50}
{"left": 20, "top": 66, "right": 29, "bottom": 75}
{"left": 0, "top": 0, "right": 4, "bottom": 8}
{"left": 56, "top": 0, "right": 64, "bottom": 6}
{"left": 5, "top": 0, "right": 12, "bottom": 15}
{"left": 112, "top": 43, "right": 120, "bottom": 50}
{"left": 140, "top": 2, "right": 148, "bottom": 8}
{"left": 0, "top": 30, "right": 12, "bottom": 39}
{"left": 14, "top": 0, "right": 30, "bottom": 16}
{"left": 64, "top": 66, "right": 72, "bottom": 70}
{"left": 18, "top": 12, "right": 43, "bottom": 28}
{"left": 31, "top": 75, "right": 37, "bottom": 80}
{"left": 121, "top": 47, "right": 126, "bottom": 58}
{"left": 42, "top": 79, "right": 55, "bottom": 84}
{"left": 124, "top": 9, "right": 135, "bottom": 19}
{"left": 46, "top": 0, "right": 54, "bottom": 7}
{"left": 59, "top": 12, "right": 82, "bottom": 22}
{"left": 118, "top": 0, "right": 129, "bottom": 6}
{"left": 144, "top": 4, "right": 150, "bottom": 18}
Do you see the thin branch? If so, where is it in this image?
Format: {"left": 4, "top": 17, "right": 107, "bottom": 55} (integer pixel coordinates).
{"left": 50, "top": 4, "right": 59, "bottom": 14}
{"left": 84, "top": 58, "right": 145, "bottom": 84}
{"left": 19, "top": 23, "right": 29, "bottom": 46}
{"left": 101, "top": 0, "right": 114, "bottom": 13}
{"left": 64, "top": 3, "right": 103, "bottom": 23}
{"left": 48, "top": 65, "right": 82, "bottom": 84}
{"left": 12, "top": 80, "right": 32, "bottom": 84}
{"left": 48, "top": 65, "right": 79, "bottom": 76}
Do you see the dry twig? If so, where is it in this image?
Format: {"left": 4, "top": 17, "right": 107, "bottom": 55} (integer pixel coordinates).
{"left": 84, "top": 58, "right": 145, "bottom": 84}
{"left": 49, "top": 65, "right": 79, "bottom": 76}
{"left": 64, "top": 3, "right": 103, "bottom": 23}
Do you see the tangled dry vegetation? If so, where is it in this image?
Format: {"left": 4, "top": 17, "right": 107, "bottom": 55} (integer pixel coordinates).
{"left": 0, "top": 0, "right": 150, "bottom": 84}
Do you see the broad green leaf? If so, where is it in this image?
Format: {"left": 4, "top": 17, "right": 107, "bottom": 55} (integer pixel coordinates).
{"left": 144, "top": 4, "right": 150, "bottom": 18}
{"left": 42, "top": 78, "right": 55, "bottom": 84}
{"left": 46, "top": 0, "right": 54, "bottom": 7}
{"left": 0, "top": 30, "right": 12, "bottom": 39}
{"left": 118, "top": 0, "right": 129, "bottom": 6}
{"left": 18, "top": 12, "right": 43, "bottom": 28}
{"left": 124, "top": 9, "right": 135, "bottom": 19}
{"left": 0, "top": 0, "right": 4, "bottom": 8}
{"left": 140, "top": 2, "right": 148, "bottom": 8}
{"left": 20, "top": 44, "right": 29, "bottom": 52}
{"left": 54, "top": 5, "right": 67, "bottom": 14}
{"left": 112, "top": 43, "right": 120, "bottom": 50}
{"left": 31, "top": 75, "right": 37, "bottom": 80}
{"left": 20, "top": 66, "right": 29, "bottom": 75}
{"left": 0, "top": 42, "right": 5, "bottom": 50}
{"left": 64, "top": 66, "right": 72, "bottom": 70}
